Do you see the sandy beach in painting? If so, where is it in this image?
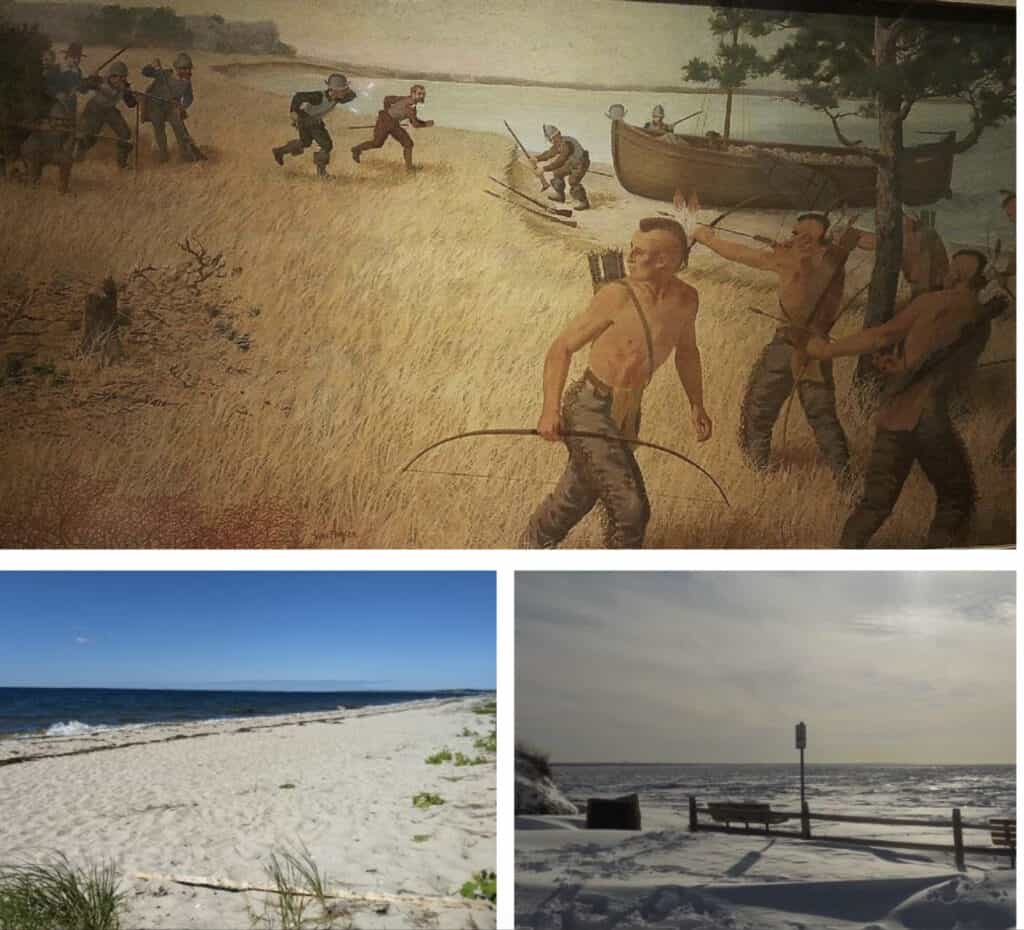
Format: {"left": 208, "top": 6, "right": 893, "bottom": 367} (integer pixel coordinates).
{"left": 1, "top": 697, "right": 496, "bottom": 929}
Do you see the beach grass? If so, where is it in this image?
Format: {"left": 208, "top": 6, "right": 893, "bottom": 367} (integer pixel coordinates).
{"left": 0, "top": 48, "right": 1012, "bottom": 549}
{"left": 253, "top": 847, "right": 333, "bottom": 930}
{"left": 474, "top": 730, "right": 497, "bottom": 754}
{"left": 516, "top": 742, "right": 553, "bottom": 779}
{"left": 425, "top": 748, "right": 453, "bottom": 765}
{"left": 0, "top": 855, "right": 125, "bottom": 930}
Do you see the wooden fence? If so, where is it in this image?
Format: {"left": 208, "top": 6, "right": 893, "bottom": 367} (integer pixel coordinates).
{"left": 688, "top": 795, "right": 1013, "bottom": 871}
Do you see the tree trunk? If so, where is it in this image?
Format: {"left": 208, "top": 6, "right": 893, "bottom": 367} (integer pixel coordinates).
{"left": 855, "top": 17, "right": 905, "bottom": 389}
{"left": 723, "top": 89, "right": 733, "bottom": 141}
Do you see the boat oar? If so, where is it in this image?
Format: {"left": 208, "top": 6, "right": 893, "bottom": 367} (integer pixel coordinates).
{"left": 589, "top": 168, "right": 614, "bottom": 178}
{"left": 671, "top": 109, "right": 703, "bottom": 128}
{"left": 484, "top": 190, "right": 578, "bottom": 227}
{"left": 487, "top": 175, "right": 573, "bottom": 217}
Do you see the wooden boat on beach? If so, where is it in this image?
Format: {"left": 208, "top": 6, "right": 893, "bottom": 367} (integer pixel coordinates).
{"left": 610, "top": 119, "right": 956, "bottom": 209}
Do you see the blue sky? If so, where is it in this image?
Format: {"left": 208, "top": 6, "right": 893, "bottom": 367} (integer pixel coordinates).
{"left": 0, "top": 572, "right": 495, "bottom": 691}
{"left": 517, "top": 572, "right": 1015, "bottom": 764}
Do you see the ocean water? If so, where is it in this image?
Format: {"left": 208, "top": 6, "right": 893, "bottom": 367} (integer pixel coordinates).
{"left": 230, "top": 67, "right": 1015, "bottom": 246}
{"left": 0, "top": 687, "right": 485, "bottom": 738}
{"left": 554, "top": 763, "right": 1015, "bottom": 843}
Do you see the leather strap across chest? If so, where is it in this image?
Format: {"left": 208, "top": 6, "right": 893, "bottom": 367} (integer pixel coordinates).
{"left": 615, "top": 280, "right": 655, "bottom": 385}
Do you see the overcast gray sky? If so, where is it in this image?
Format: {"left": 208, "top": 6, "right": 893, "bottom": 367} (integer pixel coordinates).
{"left": 517, "top": 572, "right": 1014, "bottom": 765}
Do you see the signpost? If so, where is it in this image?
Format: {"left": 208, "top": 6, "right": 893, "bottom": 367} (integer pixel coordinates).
{"left": 795, "top": 721, "right": 809, "bottom": 838}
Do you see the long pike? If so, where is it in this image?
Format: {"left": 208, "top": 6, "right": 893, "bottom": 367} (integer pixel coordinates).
{"left": 484, "top": 190, "right": 577, "bottom": 227}
{"left": 503, "top": 120, "right": 549, "bottom": 191}
{"left": 487, "top": 175, "right": 572, "bottom": 217}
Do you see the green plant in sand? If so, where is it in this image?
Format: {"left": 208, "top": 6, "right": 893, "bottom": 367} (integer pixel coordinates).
{"left": 459, "top": 870, "right": 496, "bottom": 904}
{"left": 252, "top": 846, "right": 332, "bottom": 930}
{"left": 0, "top": 854, "right": 126, "bottom": 930}
{"left": 425, "top": 748, "right": 453, "bottom": 765}
{"left": 411, "top": 792, "right": 445, "bottom": 809}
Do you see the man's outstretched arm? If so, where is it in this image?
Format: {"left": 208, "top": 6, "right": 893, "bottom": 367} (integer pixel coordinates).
{"left": 674, "top": 301, "right": 712, "bottom": 441}
{"left": 806, "top": 300, "right": 922, "bottom": 360}
{"left": 691, "top": 227, "right": 778, "bottom": 271}
{"left": 538, "top": 288, "right": 619, "bottom": 440}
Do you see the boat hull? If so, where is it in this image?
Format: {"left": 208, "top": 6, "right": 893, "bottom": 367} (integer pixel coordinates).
{"left": 610, "top": 120, "right": 955, "bottom": 209}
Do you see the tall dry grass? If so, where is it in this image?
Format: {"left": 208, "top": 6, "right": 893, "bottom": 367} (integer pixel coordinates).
{"left": 0, "top": 49, "right": 1014, "bottom": 547}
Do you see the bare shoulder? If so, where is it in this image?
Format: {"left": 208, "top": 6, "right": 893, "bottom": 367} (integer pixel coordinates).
{"left": 669, "top": 277, "right": 699, "bottom": 315}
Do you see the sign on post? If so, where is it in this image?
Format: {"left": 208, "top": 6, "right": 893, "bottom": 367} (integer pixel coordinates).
{"left": 795, "top": 721, "right": 807, "bottom": 749}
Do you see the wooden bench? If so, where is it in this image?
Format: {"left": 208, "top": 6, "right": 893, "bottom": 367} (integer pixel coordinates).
{"left": 707, "top": 802, "right": 789, "bottom": 834}
{"left": 990, "top": 818, "right": 1016, "bottom": 867}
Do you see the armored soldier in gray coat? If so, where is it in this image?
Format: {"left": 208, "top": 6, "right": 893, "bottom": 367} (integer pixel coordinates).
{"left": 533, "top": 125, "right": 590, "bottom": 210}
{"left": 272, "top": 74, "right": 356, "bottom": 177}
{"left": 141, "top": 53, "right": 202, "bottom": 162}
{"left": 75, "top": 61, "right": 137, "bottom": 168}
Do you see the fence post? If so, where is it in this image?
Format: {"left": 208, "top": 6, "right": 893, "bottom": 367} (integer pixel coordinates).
{"left": 689, "top": 795, "right": 698, "bottom": 832}
{"left": 952, "top": 808, "right": 965, "bottom": 871}
{"left": 801, "top": 801, "right": 811, "bottom": 839}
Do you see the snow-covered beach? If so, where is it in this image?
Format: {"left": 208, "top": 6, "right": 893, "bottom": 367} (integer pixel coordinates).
{"left": 2, "top": 697, "right": 497, "bottom": 929}
{"left": 516, "top": 764, "right": 1015, "bottom": 930}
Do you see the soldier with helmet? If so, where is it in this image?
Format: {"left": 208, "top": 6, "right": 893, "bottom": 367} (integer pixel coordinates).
{"left": 532, "top": 124, "right": 590, "bottom": 210}
{"left": 644, "top": 105, "right": 669, "bottom": 135}
{"left": 74, "top": 60, "right": 137, "bottom": 168}
{"left": 272, "top": 73, "right": 356, "bottom": 178}
{"left": 351, "top": 84, "right": 433, "bottom": 172}
{"left": 141, "top": 52, "right": 202, "bottom": 162}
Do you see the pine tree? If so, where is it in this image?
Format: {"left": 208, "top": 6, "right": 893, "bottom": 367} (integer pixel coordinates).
{"left": 682, "top": 7, "right": 775, "bottom": 141}
{"left": 771, "top": 7, "right": 1014, "bottom": 383}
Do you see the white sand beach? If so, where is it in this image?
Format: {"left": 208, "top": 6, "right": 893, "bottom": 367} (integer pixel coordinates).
{"left": 1, "top": 697, "right": 496, "bottom": 929}
{"left": 516, "top": 808, "right": 1015, "bottom": 930}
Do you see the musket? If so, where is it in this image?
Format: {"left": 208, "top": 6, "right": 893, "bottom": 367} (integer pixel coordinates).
{"left": 671, "top": 109, "right": 703, "bottom": 128}
{"left": 93, "top": 46, "right": 129, "bottom": 74}
{"left": 487, "top": 175, "right": 573, "bottom": 218}
{"left": 503, "top": 120, "right": 549, "bottom": 191}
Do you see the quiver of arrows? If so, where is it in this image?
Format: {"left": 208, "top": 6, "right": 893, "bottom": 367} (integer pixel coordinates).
{"left": 587, "top": 249, "right": 626, "bottom": 293}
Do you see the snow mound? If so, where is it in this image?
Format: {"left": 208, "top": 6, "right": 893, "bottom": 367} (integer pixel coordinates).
{"left": 516, "top": 748, "right": 579, "bottom": 815}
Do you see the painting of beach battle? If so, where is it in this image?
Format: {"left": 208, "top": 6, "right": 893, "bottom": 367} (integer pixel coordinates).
{"left": 515, "top": 571, "right": 1016, "bottom": 929}
{"left": 0, "top": 0, "right": 1014, "bottom": 548}
{"left": 0, "top": 571, "right": 498, "bottom": 929}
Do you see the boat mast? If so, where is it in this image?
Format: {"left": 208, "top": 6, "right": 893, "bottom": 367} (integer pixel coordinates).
{"left": 723, "top": 22, "right": 738, "bottom": 142}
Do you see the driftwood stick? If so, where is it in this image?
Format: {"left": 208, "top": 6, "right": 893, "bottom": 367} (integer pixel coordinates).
{"left": 133, "top": 872, "right": 494, "bottom": 911}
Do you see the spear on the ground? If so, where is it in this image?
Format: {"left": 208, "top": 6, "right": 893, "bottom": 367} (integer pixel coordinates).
{"left": 488, "top": 175, "right": 573, "bottom": 217}
{"left": 483, "top": 189, "right": 577, "bottom": 227}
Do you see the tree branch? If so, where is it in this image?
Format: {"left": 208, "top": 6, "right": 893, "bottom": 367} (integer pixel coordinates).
{"left": 821, "top": 107, "right": 864, "bottom": 147}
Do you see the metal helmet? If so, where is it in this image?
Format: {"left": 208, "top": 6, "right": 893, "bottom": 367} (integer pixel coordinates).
{"left": 173, "top": 52, "right": 193, "bottom": 70}
{"left": 325, "top": 73, "right": 348, "bottom": 90}
{"left": 543, "top": 124, "right": 560, "bottom": 141}
{"left": 108, "top": 61, "right": 128, "bottom": 78}
{"left": 605, "top": 104, "right": 626, "bottom": 121}
{"left": 652, "top": 104, "right": 665, "bottom": 118}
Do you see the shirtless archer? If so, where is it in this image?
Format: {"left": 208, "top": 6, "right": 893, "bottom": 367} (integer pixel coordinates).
{"left": 802, "top": 249, "right": 993, "bottom": 547}
{"left": 523, "top": 218, "right": 712, "bottom": 549}
{"left": 692, "top": 214, "right": 861, "bottom": 478}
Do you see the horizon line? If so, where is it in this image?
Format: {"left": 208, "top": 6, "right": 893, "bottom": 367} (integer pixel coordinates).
{"left": 551, "top": 759, "right": 1015, "bottom": 767}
